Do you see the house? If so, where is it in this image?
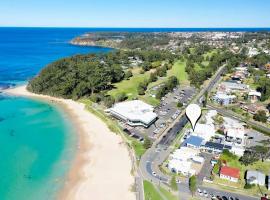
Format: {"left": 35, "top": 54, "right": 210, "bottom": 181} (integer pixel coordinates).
{"left": 170, "top": 147, "right": 198, "bottom": 161}
{"left": 193, "top": 123, "right": 216, "bottom": 141}
{"left": 213, "top": 92, "right": 236, "bottom": 106}
{"left": 184, "top": 135, "right": 204, "bottom": 149}
{"left": 168, "top": 147, "right": 199, "bottom": 176}
{"left": 192, "top": 156, "right": 204, "bottom": 164}
{"left": 248, "top": 90, "right": 261, "bottom": 103}
{"left": 246, "top": 170, "right": 266, "bottom": 186}
{"left": 225, "top": 128, "right": 245, "bottom": 144}
{"left": 230, "top": 146, "right": 245, "bottom": 157}
{"left": 241, "top": 104, "right": 269, "bottom": 116}
{"left": 168, "top": 159, "right": 196, "bottom": 176}
{"left": 220, "top": 166, "right": 240, "bottom": 182}
{"left": 219, "top": 82, "right": 249, "bottom": 93}
{"left": 203, "top": 142, "right": 231, "bottom": 154}
{"left": 248, "top": 47, "right": 259, "bottom": 57}
{"left": 108, "top": 100, "right": 157, "bottom": 127}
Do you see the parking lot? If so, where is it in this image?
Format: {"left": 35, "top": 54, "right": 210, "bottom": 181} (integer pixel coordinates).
{"left": 129, "top": 85, "right": 196, "bottom": 140}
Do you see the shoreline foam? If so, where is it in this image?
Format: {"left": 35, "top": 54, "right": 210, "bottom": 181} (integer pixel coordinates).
{"left": 5, "top": 85, "right": 135, "bottom": 200}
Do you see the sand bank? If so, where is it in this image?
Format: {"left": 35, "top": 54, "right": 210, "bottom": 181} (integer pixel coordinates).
{"left": 5, "top": 85, "right": 135, "bottom": 200}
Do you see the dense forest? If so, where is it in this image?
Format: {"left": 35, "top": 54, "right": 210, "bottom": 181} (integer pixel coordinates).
{"left": 27, "top": 50, "right": 176, "bottom": 99}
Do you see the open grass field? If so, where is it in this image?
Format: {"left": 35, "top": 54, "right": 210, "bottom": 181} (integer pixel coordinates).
{"left": 144, "top": 180, "right": 163, "bottom": 200}
{"left": 167, "top": 60, "right": 189, "bottom": 85}
{"left": 108, "top": 67, "right": 150, "bottom": 100}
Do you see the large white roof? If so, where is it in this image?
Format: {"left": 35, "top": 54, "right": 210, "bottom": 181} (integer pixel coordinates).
{"left": 193, "top": 123, "right": 216, "bottom": 141}
{"left": 170, "top": 147, "right": 198, "bottom": 161}
{"left": 248, "top": 91, "right": 261, "bottom": 97}
{"left": 168, "top": 159, "right": 194, "bottom": 174}
{"left": 226, "top": 128, "right": 245, "bottom": 140}
{"left": 109, "top": 100, "right": 157, "bottom": 125}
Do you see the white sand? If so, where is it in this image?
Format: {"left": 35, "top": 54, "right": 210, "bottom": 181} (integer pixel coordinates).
{"left": 5, "top": 85, "right": 136, "bottom": 200}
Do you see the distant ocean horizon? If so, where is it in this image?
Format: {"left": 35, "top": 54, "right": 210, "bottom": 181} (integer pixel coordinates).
{"left": 1, "top": 27, "right": 270, "bottom": 32}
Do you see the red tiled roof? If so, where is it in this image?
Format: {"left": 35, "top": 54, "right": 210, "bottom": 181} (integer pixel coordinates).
{"left": 220, "top": 166, "right": 240, "bottom": 179}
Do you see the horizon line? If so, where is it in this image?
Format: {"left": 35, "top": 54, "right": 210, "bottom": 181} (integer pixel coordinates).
{"left": 1, "top": 26, "right": 270, "bottom": 29}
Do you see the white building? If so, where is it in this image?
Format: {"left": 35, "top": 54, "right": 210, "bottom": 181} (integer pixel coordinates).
{"left": 248, "top": 90, "right": 261, "bottom": 103}
{"left": 223, "top": 117, "right": 246, "bottom": 144}
{"left": 193, "top": 123, "right": 216, "bottom": 141}
{"left": 213, "top": 92, "right": 236, "bottom": 105}
{"left": 226, "top": 128, "right": 245, "bottom": 143}
{"left": 168, "top": 147, "right": 200, "bottom": 176}
{"left": 230, "top": 146, "right": 245, "bottom": 157}
{"left": 108, "top": 100, "right": 157, "bottom": 127}
{"left": 168, "top": 159, "right": 196, "bottom": 176}
{"left": 246, "top": 170, "right": 266, "bottom": 186}
{"left": 170, "top": 147, "right": 198, "bottom": 161}
{"left": 220, "top": 82, "right": 249, "bottom": 93}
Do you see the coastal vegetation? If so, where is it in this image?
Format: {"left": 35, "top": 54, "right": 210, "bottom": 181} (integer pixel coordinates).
{"left": 28, "top": 50, "right": 176, "bottom": 102}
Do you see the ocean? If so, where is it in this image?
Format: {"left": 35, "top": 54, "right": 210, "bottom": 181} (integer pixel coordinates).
{"left": 0, "top": 27, "right": 111, "bottom": 200}
{"left": 0, "top": 27, "right": 269, "bottom": 200}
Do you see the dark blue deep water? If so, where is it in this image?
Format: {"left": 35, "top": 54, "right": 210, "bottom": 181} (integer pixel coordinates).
{"left": 0, "top": 27, "right": 112, "bottom": 88}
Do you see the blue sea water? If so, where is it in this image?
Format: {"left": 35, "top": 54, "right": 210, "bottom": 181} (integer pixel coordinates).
{"left": 0, "top": 27, "right": 111, "bottom": 200}
{"left": 0, "top": 27, "right": 269, "bottom": 200}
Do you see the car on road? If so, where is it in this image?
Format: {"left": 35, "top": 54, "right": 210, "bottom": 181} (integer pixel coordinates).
{"left": 176, "top": 179, "right": 181, "bottom": 183}
{"left": 203, "top": 190, "right": 208, "bottom": 197}
{"left": 152, "top": 171, "right": 157, "bottom": 176}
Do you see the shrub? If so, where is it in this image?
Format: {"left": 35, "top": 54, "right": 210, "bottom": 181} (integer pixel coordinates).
{"left": 115, "top": 92, "right": 128, "bottom": 102}
{"left": 103, "top": 95, "right": 115, "bottom": 108}
{"left": 124, "top": 70, "right": 133, "bottom": 79}
{"left": 244, "top": 183, "right": 255, "bottom": 189}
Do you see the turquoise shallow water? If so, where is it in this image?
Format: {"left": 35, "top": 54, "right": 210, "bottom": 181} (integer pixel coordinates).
{"left": 0, "top": 94, "right": 77, "bottom": 200}
{"left": 0, "top": 27, "right": 112, "bottom": 199}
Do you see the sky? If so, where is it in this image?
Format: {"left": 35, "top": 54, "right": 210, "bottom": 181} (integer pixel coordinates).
{"left": 0, "top": 0, "right": 270, "bottom": 28}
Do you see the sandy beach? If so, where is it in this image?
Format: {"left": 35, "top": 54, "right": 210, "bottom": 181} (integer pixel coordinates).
{"left": 5, "top": 85, "right": 136, "bottom": 200}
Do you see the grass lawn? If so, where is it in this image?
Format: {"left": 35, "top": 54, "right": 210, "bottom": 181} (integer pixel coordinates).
{"left": 167, "top": 60, "right": 189, "bottom": 85}
{"left": 243, "top": 77, "right": 259, "bottom": 90}
{"left": 108, "top": 67, "right": 150, "bottom": 100}
{"left": 144, "top": 180, "right": 163, "bottom": 200}
{"left": 129, "top": 137, "right": 146, "bottom": 158}
{"left": 107, "top": 60, "right": 189, "bottom": 106}
{"left": 159, "top": 186, "right": 178, "bottom": 200}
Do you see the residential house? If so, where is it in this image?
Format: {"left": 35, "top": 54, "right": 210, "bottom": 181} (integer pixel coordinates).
{"left": 248, "top": 90, "right": 261, "bottom": 103}
{"left": 220, "top": 166, "right": 240, "bottom": 182}
{"left": 219, "top": 82, "right": 249, "bottom": 93}
{"left": 241, "top": 104, "right": 269, "bottom": 116}
{"left": 203, "top": 142, "right": 232, "bottom": 154}
{"left": 184, "top": 135, "right": 204, "bottom": 149}
{"left": 213, "top": 92, "right": 236, "bottom": 106}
